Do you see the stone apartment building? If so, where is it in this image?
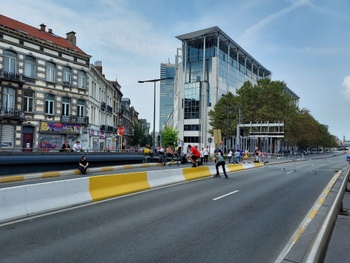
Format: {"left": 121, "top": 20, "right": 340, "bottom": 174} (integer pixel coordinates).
{"left": 0, "top": 14, "right": 127, "bottom": 151}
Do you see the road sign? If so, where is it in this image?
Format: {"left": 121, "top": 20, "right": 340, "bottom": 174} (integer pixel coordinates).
{"left": 117, "top": 126, "right": 124, "bottom": 135}
{"left": 208, "top": 137, "right": 213, "bottom": 143}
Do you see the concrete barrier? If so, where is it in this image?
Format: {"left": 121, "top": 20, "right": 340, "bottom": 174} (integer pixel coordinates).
{"left": 0, "top": 163, "right": 262, "bottom": 224}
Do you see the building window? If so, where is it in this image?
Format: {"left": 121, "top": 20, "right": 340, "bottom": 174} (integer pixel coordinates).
{"left": 24, "top": 56, "right": 35, "bottom": 78}
{"left": 4, "top": 50, "right": 16, "bottom": 73}
{"left": 46, "top": 62, "right": 56, "bottom": 82}
{"left": 1, "top": 87, "right": 15, "bottom": 111}
{"left": 78, "top": 70, "right": 86, "bottom": 89}
{"left": 23, "top": 91, "right": 34, "bottom": 112}
{"left": 184, "top": 136, "right": 200, "bottom": 143}
{"left": 184, "top": 124, "right": 200, "bottom": 131}
{"left": 77, "top": 99, "right": 85, "bottom": 117}
{"left": 62, "top": 66, "right": 71, "bottom": 85}
{"left": 61, "top": 97, "right": 70, "bottom": 116}
{"left": 45, "top": 94, "right": 54, "bottom": 115}
{"left": 1, "top": 124, "right": 15, "bottom": 148}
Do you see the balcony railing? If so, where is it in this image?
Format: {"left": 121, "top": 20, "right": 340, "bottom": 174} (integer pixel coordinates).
{"left": 0, "top": 107, "right": 25, "bottom": 121}
{"left": 60, "top": 115, "right": 89, "bottom": 125}
{"left": 0, "top": 69, "right": 24, "bottom": 83}
{"left": 106, "top": 105, "right": 113, "bottom": 113}
{"left": 101, "top": 102, "right": 106, "bottom": 111}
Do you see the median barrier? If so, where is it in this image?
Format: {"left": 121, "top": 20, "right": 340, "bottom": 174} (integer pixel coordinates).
{"left": 0, "top": 178, "right": 92, "bottom": 223}
{"left": 0, "top": 162, "right": 263, "bottom": 224}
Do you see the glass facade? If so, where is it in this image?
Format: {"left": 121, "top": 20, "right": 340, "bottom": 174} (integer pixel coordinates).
{"left": 176, "top": 26, "right": 271, "bottom": 147}
{"left": 159, "top": 63, "right": 175, "bottom": 131}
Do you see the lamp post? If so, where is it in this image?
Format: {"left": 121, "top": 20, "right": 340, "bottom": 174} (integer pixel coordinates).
{"left": 138, "top": 77, "right": 173, "bottom": 148}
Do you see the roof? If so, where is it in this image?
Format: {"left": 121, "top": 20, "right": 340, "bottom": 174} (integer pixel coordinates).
{"left": 0, "top": 14, "right": 86, "bottom": 55}
{"left": 176, "top": 26, "right": 271, "bottom": 75}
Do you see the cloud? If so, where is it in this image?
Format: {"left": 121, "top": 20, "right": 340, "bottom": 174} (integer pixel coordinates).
{"left": 343, "top": 76, "right": 350, "bottom": 101}
{"left": 239, "top": 0, "right": 312, "bottom": 44}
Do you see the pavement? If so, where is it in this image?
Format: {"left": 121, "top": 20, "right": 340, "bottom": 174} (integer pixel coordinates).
{"left": 325, "top": 179, "right": 350, "bottom": 263}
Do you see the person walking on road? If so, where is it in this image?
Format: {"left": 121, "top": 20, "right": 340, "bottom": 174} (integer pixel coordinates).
{"left": 213, "top": 152, "right": 228, "bottom": 178}
{"left": 78, "top": 156, "right": 89, "bottom": 174}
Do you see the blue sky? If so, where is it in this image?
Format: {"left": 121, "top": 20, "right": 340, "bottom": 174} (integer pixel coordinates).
{"left": 2, "top": 0, "right": 350, "bottom": 141}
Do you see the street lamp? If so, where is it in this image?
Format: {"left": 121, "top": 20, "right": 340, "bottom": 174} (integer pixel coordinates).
{"left": 138, "top": 77, "right": 173, "bottom": 148}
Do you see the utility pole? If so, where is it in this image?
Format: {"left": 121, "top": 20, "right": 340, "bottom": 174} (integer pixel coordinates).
{"left": 236, "top": 108, "right": 241, "bottom": 150}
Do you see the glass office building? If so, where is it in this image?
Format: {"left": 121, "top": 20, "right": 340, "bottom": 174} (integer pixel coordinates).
{"left": 174, "top": 26, "right": 271, "bottom": 150}
{"left": 159, "top": 63, "right": 175, "bottom": 131}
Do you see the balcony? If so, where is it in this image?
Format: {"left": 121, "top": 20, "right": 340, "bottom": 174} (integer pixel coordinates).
{"left": 106, "top": 105, "right": 113, "bottom": 114}
{"left": 101, "top": 102, "right": 106, "bottom": 111}
{"left": 60, "top": 115, "right": 89, "bottom": 126}
{"left": 106, "top": 125, "right": 114, "bottom": 132}
{"left": 0, "top": 107, "right": 25, "bottom": 122}
{"left": 0, "top": 69, "right": 24, "bottom": 85}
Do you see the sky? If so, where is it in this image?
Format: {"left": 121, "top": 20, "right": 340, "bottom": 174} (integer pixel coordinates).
{"left": 2, "top": 0, "right": 350, "bottom": 141}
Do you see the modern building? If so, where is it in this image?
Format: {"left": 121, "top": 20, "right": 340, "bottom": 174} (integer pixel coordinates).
{"left": 0, "top": 14, "right": 91, "bottom": 151}
{"left": 174, "top": 26, "right": 272, "bottom": 152}
{"left": 159, "top": 62, "right": 175, "bottom": 131}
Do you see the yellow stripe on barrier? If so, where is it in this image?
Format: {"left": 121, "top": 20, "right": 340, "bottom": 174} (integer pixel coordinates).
{"left": 254, "top": 163, "right": 264, "bottom": 167}
{"left": 89, "top": 172, "right": 150, "bottom": 202}
{"left": 100, "top": 167, "right": 114, "bottom": 172}
{"left": 122, "top": 165, "right": 134, "bottom": 169}
{"left": 139, "top": 163, "right": 151, "bottom": 168}
{"left": 227, "top": 164, "right": 244, "bottom": 172}
{"left": 43, "top": 172, "right": 61, "bottom": 178}
{"left": 183, "top": 166, "right": 210, "bottom": 180}
{"left": 0, "top": 175, "right": 24, "bottom": 183}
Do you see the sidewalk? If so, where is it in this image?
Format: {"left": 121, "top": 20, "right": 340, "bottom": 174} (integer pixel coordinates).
{"left": 325, "top": 181, "right": 350, "bottom": 262}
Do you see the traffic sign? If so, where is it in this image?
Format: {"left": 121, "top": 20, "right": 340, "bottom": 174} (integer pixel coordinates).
{"left": 117, "top": 126, "right": 124, "bottom": 135}
{"left": 208, "top": 137, "right": 213, "bottom": 143}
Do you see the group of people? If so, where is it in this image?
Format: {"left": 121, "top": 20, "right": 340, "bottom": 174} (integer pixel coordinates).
{"left": 61, "top": 140, "right": 83, "bottom": 152}
{"left": 227, "top": 149, "right": 243, "bottom": 164}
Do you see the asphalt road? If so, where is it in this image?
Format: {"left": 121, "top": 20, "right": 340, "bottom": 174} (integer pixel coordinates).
{"left": 0, "top": 155, "right": 346, "bottom": 263}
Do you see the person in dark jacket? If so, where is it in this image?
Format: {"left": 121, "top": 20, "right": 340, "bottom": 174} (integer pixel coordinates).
{"left": 78, "top": 156, "right": 89, "bottom": 174}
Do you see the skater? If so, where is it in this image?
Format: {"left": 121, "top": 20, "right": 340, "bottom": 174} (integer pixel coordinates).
{"left": 213, "top": 152, "right": 228, "bottom": 179}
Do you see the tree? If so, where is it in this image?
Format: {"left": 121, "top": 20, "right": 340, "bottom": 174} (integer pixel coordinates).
{"left": 208, "top": 92, "right": 239, "bottom": 138}
{"left": 208, "top": 79, "right": 337, "bottom": 151}
{"left": 161, "top": 126, "right": 178, "bottom": 148}
{"left": 129, "top": 122, "right": 146, "bottom": 147}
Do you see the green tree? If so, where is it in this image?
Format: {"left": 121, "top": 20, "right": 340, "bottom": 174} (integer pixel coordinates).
{"left": 208, "top": 92, "right": 238, "bottom": 138}
{"left": 129, "top": 122, "right": 146, "bottom": 147}
{"left": 161, "top": 126, "right": 178, "bottom": 148}
{"left": 208, "top": 79, "right": 337, "bottom": 151}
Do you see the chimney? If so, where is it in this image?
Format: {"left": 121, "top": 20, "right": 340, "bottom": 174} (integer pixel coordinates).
{"left": 48, "top": 28, "right": 53, "bottom": 34}
{"left": 40, "top": 23, "right": 46, "bottom": 32}
{"left": 94, "top": 61, "right": 103, "bottom": 74}
{"left": 66, "top": 31, "right": 76, "bottom": 45}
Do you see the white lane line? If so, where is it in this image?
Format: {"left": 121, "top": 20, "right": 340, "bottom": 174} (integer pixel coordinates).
{"left": 213, "top": 190, "right": 239, "bottom": 201}
{"left": 286, "top": 171, "right": 294, "bottom": 175}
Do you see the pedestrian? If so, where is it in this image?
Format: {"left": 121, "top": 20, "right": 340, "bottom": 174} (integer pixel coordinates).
{"left": 177, "top": 138, "right": 184, "bottom": 155}
{"left": 235, "top": 149, "right": 241, "bottom": 164}
{"left": 61, "top": 140, "right": 72, "bottom": 152}
{"left": 78, "top": 155, "right": 89, "bottom": 174}
{"left": 200, "top": 147, "right": 205, "bottom": 165}
{"left": 166, "top": 146, "right": 174, "bottom": 161}
{"left": 203, "top": 145, "right": 209, "bottom": 163}
{"left": 213, "top": 152, "right": 228, "bottom": 178}
{"left": 187, "top": 144, "right": 201, "bottom": 167}
{"left": 73, "top": 140, "right": 82, "bottom": 152}
{"left": 227, "top": 149, "right": 233, "bottom": 163}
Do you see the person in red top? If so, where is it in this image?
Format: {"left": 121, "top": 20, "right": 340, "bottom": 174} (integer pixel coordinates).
{"left": 188, "top": 145, "right": 201, "bottom": 167}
